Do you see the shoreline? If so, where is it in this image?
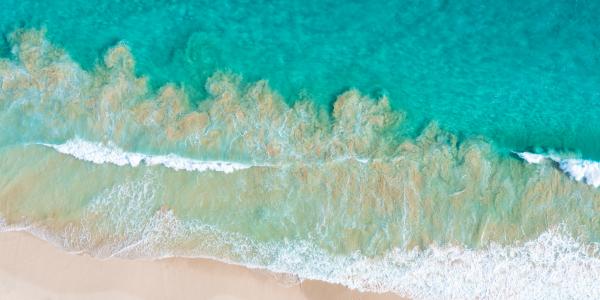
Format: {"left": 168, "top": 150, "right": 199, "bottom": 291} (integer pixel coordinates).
{"left": 0, "top": 231, "right": 406, "bottom": 300}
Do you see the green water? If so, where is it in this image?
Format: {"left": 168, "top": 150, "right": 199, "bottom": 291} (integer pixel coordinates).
{"left": 1, "top": 0, "right": 599, "bottom": 158}
{"left": 0, "top": 2, "right": 599, "bottom": 298}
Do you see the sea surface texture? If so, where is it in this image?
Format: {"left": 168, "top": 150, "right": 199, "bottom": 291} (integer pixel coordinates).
{"left": 0, "top": 1, "right": 599, "bottom": 299}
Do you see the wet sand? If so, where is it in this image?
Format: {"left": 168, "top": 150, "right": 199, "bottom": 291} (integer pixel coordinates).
{"left": 0, "top": 231, "right": 406, "bottom": 300}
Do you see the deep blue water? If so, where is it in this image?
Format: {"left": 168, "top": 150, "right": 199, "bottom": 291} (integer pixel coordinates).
{"left": 1, "top": 0, "right": 599, "bottom": 158}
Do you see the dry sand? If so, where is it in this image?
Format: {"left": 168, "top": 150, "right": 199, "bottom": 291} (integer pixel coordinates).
{"left": 0, "top": 231, "right": 407, "bottom": 300}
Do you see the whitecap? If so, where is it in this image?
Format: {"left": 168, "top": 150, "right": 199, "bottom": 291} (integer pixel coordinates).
{"left": 558, "top": 159, "right": 600, "bottom": 188}
{"left": 515, "top": 151, "right": 600, "bottom": 188}
{"left": 40, "top": 138, "right": 256, "bottom": 174}
{"left": 515, "top": 151, "right": 547, "bottom": 164}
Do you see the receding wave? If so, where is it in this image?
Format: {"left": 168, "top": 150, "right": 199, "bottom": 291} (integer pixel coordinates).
{"left": 1, "top": 29, "right": 599, "bottom": 299}
{"left": 2, "top": 209, "right": 600, "bottom": 299}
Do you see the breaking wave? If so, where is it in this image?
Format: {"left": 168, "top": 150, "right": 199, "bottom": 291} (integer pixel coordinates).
{"left": 2, "top": 212, "right": 600, "bottom": 299}
{"left": 516, "top": 152, "right": 600, "bottom": 188}
{"left": 1, "top": 29, "right": 599, "bottom": 299}
{"left": 41, "top": 138, "right": 259, "bottom": 173}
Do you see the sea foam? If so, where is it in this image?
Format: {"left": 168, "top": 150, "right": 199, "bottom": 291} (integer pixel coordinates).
{"left": 516, "top": 152, "right": 600, "bottom": 187}
{"left": 2, "top": 214, "right": 600, "bottom": 300}
{"left": 2, "top": 29, "right": 600, "bottom": 300}
{"left": 41, "top": 138, "right": 256, "bottom": 173}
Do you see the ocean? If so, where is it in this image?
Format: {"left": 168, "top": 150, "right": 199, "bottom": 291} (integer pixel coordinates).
{"left": 0, "top": 1, "right": 599, "bottom": 299}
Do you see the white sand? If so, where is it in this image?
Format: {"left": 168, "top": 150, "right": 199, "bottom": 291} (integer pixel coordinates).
{"left": 0, "top": 231, "right": 405, "bottom": 300}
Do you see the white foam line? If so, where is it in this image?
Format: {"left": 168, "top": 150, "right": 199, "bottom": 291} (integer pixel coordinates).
{"left": 3, "top": 217, "right": 600, "bottom": 300}
{"left": 515, "top": 152, "right": 547, "bottom": 164}
{"left": 37, "top": 138, "right": 384, "bottom": 174}
{"left": 39, "top": 138, "right": 257, "bottom": 174}
{"left": 515, "top": 151, "right": 600, "bottom": 188}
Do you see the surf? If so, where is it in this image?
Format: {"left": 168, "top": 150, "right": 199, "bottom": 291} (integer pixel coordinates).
{"left": 40, "top": 138, "right": 260, "bottom": 174}
{"left": 516, "top": 151, "right": 600, "bottom": 188}
{"left": 1, "top": 28, "right": 599, "bottom": 300}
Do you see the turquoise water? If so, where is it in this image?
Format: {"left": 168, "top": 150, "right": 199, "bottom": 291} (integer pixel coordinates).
{"left": 1, "top": 0, "right": 599, "bottom": 158}
{"left": 1, "top": 1, "right": 600, "bottom": 299}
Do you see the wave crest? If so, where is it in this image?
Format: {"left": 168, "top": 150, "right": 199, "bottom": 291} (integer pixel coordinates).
{"left": 1, "top": 29, "right": 600, "bottom": 299}
{"left": 516, "top": 152, "right": 600, "bottom": 187}
{"left": 41, "top": 138, "right": 257, "bottom": 173}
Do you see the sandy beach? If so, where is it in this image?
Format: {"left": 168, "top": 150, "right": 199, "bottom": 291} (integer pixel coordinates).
{"left": 0, "top": 231, "right": 406, "bottom": 300}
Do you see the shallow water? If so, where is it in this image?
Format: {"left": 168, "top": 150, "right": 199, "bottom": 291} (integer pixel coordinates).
{"left": 0, "top": 2, "right": 600, "bottom": 299}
